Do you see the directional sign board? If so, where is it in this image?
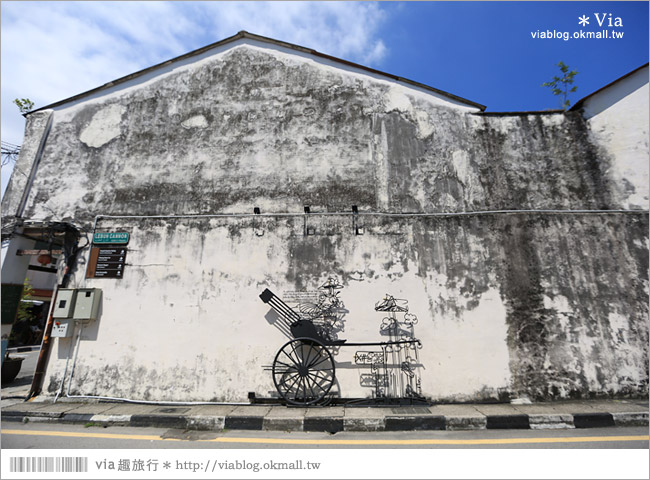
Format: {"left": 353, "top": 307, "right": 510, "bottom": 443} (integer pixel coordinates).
{"left": 86, "top": 247, "right": 127, "bottom": 279}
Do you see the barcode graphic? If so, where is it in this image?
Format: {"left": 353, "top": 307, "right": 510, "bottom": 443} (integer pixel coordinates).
{"left": 10, "top": 457, "right": 88, "bottom": 473}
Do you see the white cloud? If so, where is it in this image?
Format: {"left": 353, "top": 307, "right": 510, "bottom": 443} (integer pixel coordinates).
{"left": 1, "top": 1, "right": 389, "bottom": 196}
{"left": 198, "top": 1, "right": 388, "bottom": 62}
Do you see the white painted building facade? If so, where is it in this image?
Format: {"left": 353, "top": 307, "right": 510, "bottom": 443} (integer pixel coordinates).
{"left": 2, "top": 32, "right": 648, "bottom": 404}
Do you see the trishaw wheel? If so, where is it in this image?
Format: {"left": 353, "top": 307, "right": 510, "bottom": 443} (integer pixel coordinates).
{"left": 272, "top": 338, "right": 335, "bottom": 406}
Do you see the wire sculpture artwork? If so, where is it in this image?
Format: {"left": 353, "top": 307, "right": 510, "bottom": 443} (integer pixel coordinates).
{"left": 295, "top": 277, "right": 347, "bottom": 348}
{"left": 354, "top": 295, "right": 423, "bottom": 401}
{"left": 259, "top": 279, "right": 424, "bottom": 406}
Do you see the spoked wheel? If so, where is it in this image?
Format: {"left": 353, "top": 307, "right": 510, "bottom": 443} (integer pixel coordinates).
{"left": 272, "top": 338, "right": 335, "bottom": 406}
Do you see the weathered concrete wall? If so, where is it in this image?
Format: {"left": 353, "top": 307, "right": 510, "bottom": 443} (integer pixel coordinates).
{"left": 2, "top": 111, "right": 52, "bottom": 219}
{"left": 580, "top": 65, "right": 649, "bottom": 210}
{"left": 4, "top": 40, "right": 643, "bottom": 227}
{"left": 2, "top": 39, "right": 647, "bottom": 403}
{"left": 40, "top": 212, "right": 648, "bottom": 402}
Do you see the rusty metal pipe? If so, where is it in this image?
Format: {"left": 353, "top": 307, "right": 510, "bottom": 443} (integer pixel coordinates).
{"left": 27, "top": 278, "right": 61, "bottom": 399}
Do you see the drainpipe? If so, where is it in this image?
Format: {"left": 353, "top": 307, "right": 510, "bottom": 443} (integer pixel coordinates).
{"left": 53, "top": 319, "right": 78, "bottom": 403}
{"left": 27, "top": 274, "right": 64, "bottom": 400}
{"left": 28, "top": 225, "right": 84, "bottom": 400}
{"left": 62, "top": 321, "right": 83, "bottom": 399}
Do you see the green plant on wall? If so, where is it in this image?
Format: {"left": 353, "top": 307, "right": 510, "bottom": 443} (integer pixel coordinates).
{"left": 7, "top": 278, "right": 36, "bottom": 349}
{"left": 13, "top": 98, "right": 34, "bottom": 114}
{"left": 542, "top": 61, "right": 579, "bottom": 110}
{"left": 15, "top": 278, "right": 35, "bottom": 323}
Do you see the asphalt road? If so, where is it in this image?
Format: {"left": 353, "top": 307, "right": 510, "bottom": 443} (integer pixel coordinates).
{"left": 17, "top": 349, "right": 40, "bottom": 378}
{"left": 2, "top": 422, "right": 648, "bottom": 449}
{"left": 3, "top": 424, "right": 648, "bottom": 480}
{"left": 1, "top": 349, "right": 39, "bottom": 405}
{"left": 2, "top": 349, "right": 39, "bottom": 382}
{"left": 2, "top": 353, "right": 648, "bottom": 479}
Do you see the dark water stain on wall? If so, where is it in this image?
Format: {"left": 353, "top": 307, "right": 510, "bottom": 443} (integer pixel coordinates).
{"left": 18, "top": 49, "right": 631, "bottom": 228}
{"left": 286, "top": 231, "right": 345, "bottom": 291}
{"left": 495, "top": 214, "right": 648, "bottom": 399}
{"left": 494, "top": 216, "right": 553, "bottom": 399}
{"left": 379, "top": 112, "right": 427, "bottom": 211}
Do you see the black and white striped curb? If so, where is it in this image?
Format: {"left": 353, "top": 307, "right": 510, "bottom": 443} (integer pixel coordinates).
{"left": 2, "top": 410, "right": 647, "bottom": 432}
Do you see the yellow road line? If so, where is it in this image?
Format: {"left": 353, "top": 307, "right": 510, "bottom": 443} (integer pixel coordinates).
{"left": 2, "top": 429, "right": 178, "bottom": 442}
{"left": 2, "top": 430, "right": 648, "bottom": 446}
{"left": 203, "top": 435, "right": 648, "bottom": 446}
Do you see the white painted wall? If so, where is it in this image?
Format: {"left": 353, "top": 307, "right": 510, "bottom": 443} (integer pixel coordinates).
{"left": 40, "top": 215, "right": 514, "bottom": 403}
{"left": 582, "top": 65, "right": 649, "bottom": 210}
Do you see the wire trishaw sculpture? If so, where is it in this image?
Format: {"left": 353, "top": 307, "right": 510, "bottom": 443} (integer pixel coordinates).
{"left": 259, "top": 279, "right": 423, "bottom": 406}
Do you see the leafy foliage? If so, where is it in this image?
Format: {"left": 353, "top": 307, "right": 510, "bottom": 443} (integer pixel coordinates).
{"left": 542, "top": 61, "right": 579, "bottom": 110}
{"left": 7, "top": 278, "right": 37, "bottom": 351}
{"left": 15, "top": 278, "right": 35, "bottom": 323}
{"left": 2, "top": 98, "right": 34, "bottom": 167}
{"left": 13, "top": 98, "right": 34, "bottom": 114}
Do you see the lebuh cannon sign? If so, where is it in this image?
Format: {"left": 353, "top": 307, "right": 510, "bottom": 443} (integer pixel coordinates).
{"left": 93, "top": 232, "right": 130, "bottom": 245}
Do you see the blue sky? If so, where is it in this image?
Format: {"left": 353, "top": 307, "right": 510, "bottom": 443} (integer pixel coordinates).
{"left": 1, "top": 1, "right": 648, "bottom": 195}
{"left": 381, "top": 1, "right": 648, "bottom": 110}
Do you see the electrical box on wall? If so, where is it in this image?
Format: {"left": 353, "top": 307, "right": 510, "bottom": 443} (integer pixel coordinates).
{"left": 51, "top": 319, "right": 73, "bottom": 338}
{"left": 73, "top": 289, "right": 102, "bottom": 320}
{"left": 53, "top": 289, "right": 78, "bottom": 319}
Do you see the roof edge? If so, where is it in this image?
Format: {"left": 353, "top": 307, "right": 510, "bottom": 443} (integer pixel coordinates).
{"left": 26, "top": 30, "right": 246, "bottom": 115}
{"left": 26, "top": 30, "right": 486, "bottom": 115}
{"left": 569, "top": 62, "right": 649, "bottom": 112}
{"left": 474, "top": 109, "right": 565, "bottom": 116}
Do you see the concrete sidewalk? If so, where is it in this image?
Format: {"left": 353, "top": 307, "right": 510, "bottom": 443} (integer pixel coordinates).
{"left": 2, "top": 397, "right": 647, "bottom": 432}
{"left": 2, "top": 354, "right": 647, "bottom": 432}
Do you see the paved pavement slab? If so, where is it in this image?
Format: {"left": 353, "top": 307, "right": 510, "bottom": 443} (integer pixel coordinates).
{"left": 472, "top": 404, "right": 522, "bottom": 416}
{"left": 98, "top": 404, "right": 168, "bottom": 415}
{"left": 265, "top": 406, "right": 307, "bottom": 418}
{"left": 343, "top": 407, "right": 393, "bottom": 418}
{"left": 384, "top": 406, "right": 432, "bottom": 416}
{"left": 305, "top": 406, "right": 344, "bottom": 417}
{"left": 1, "top": 402, "right": 57, "bottom": 413}
{"left": 26, "top": 402, "right": 82, "bottom": 414}
{"left": 0, "top": 399, "right": 23, "bottom": 409}
{"left": 190, "top": 405, "right": 237, "bottom": 416}
{"left": 229, "top": 405, "right": 272, "bottom": 416}
{"left": 583, "top": 401, "right": 648, "bottom": 413}
{"left": 549, "top": 401, "right": 601, "bottom": 413}
{"left": 429, "top": 404, "right": 484, "bottom": 416}
{"left": 512, "top": 404, "right": 566, "bottom": 414}
{"left": 62, "top": 403, "right": 121, "bottom": 415}
{"left": 0, "top": 384, "right": 32, "bottom": 399}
